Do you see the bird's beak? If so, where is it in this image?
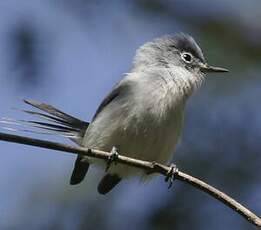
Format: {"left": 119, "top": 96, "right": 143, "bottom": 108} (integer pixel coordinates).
{"left": 200, "top": 63, "right": 229, "bottom": 73}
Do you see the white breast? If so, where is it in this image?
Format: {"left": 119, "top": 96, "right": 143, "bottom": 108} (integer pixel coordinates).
{"left": 83, "top": 67, "right": 201, "bottom": 177}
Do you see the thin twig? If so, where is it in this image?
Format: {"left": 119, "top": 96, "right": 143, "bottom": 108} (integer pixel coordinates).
{"left": 0, "top": 132, "right": 260, "bottom": 227}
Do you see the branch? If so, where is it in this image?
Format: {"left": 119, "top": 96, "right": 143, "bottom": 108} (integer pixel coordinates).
{"left": 0, "top": 132, "right": 260, "bottom": 227}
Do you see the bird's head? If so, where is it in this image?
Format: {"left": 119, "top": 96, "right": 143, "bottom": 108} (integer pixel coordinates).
{"left": 133, "top": 33, "right": 228, "bottom": 76}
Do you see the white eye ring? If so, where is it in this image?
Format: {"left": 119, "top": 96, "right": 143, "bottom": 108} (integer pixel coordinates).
{"left": 181, "top": 52, "right": 193, "bottom": 63}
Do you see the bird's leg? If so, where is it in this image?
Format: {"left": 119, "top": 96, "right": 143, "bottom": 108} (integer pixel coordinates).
{"left": 105, "top": 146, "right": 119, "bottom": 172}
{"left": 165, "top": 163, "right": 179, "bottom": 189}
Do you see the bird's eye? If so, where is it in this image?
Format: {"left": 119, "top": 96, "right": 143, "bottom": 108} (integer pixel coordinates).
{"left": 181, "top": 52, "right": 193, "bottom": 63}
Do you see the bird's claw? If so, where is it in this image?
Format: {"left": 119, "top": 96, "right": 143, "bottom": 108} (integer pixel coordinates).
{"left": 165, "top": 163, "right": 178, "bottom": 189}
{"left": 105, "top": 146, "right": 119, "bottom": 172}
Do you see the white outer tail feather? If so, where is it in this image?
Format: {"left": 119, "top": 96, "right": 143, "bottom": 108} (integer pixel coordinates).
{"left": 0, "top": 100, "right": 89, "bottom": 142}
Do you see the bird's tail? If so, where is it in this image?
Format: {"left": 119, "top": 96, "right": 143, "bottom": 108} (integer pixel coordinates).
{"left": 1, "top": 99, "right": 91, "bottom": 185}
{"left": 0, "top": 99, "right": 89, "bottom": 144}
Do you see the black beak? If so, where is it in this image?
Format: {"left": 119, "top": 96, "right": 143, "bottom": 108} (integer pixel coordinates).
{"left": 200, "top": 63, "right": 229, "bottom": 73}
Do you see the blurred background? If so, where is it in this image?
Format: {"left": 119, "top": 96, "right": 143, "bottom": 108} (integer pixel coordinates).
{"left": 0, "top": 0, "right": 260, "bottom": 229}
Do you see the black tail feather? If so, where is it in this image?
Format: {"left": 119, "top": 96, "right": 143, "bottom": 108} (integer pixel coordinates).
{"left": 23, "top": 100, "right": 91, "bottom": 185}
{"left": 22, "top": 100, "right": 91, "bottom": 184}
{"left": 1, "top": 99, "right": 89, "bottom": 142}
{"left": 70, "top": 156, "right": 90, "bottom": 185}
{"left": 98, "top": 174, "right": 121, "bottom": 195}
{"left": 23, "top": 99, "right": 89, "bottom": 138}
{"left": 23, "top": 99, "right": 85, "bottom": 126}
{"left": 1, "top": 99, "right": 91, "bottom": 185}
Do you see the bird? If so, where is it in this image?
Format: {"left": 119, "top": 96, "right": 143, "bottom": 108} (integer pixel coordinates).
{"left": 2, "top": 33, "right": 228, "bottom": 194}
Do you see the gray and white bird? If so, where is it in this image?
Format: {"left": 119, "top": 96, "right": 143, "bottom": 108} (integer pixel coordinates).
{"left": 4, "top": 33, "right": 228, "bottom": 194}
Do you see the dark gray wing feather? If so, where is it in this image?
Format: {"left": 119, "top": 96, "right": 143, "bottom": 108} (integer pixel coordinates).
{"left": 92, "top": 82, "right": 125, "bottom": 121}
{"left": 71, "top": 82, "right": 126, "bottom": 185}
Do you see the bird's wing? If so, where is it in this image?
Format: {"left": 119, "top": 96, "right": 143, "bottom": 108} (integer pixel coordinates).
{"left": 92, "top": 79, "right": 129, "bottom": 121}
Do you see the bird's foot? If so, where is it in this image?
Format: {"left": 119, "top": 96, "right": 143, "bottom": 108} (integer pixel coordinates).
{"left": 165, "top": 163, "right": 178, "bottom": 189}
{"left": 106, "top": 146, "right": 119, "bottom": 172}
